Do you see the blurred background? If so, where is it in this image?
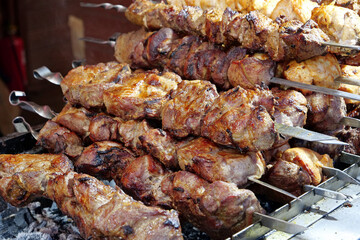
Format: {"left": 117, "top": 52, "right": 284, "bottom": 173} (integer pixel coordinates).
{"left": 0, "top": 0, "right": 138, "bottom": 136}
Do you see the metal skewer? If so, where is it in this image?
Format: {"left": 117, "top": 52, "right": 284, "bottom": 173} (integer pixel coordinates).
{"left": 33, "top": 66, "right": 63, "bottom": 85}
{"left": 320, "top": 41, "right": 360, "bottom": 51}
{"left": 12, "top": 116, "right": 39, "bottom": 140}
{"left": 9, "top": 91, "right": 57, "bottom": 119}
{"left": 303, "top": 184, "right": 351, "bottom": 201}
{"left": 335, "top": 76, "right": 360, "bottom": 87}
{"left": 322, "top": 166, "right": 360, "bottom": 185}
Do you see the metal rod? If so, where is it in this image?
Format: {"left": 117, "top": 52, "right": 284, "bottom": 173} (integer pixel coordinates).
{"left": 303, "top": 185, "right": 350, "bottom": 201}
{"left": 80, "top": 2, "right": 127, "bottom": 12}
{"left": 322, "top": 166, "right": 360, "bottom": 185}
{"left": 33, "top": 66, "right": 63, "bottom": 85}
{"left": 340, "top": 117, "right": 360, "bottom": 129}
{"left": 335, "top": 76, "right": 360, "bottom": 87}
{"left": 12, "top": 116, "right": 39, "bottom": 140}
{"left": 320, "top": 41, "right": 360, "bottom": 51}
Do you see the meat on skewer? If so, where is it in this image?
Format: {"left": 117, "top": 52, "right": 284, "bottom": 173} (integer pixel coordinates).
{"left": 124, "top": 0, "right": 330, "bottom": 61}
{"left": 0, "top": 154, "right": 183, "bottom": 240}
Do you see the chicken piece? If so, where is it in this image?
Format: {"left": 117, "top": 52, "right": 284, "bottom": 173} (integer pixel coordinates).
{"left": 53, "top": 104, "right": 95, "bottom": 138}
{"left": 167, "top": 0, "right": 245, "bottom": 12}
{"left": 271, "top": 88, "right": 308, "bottom": 147}
{"left": 37, "top": 121, "right": 83, "bottom": 158}
{"left": 320, "top": 0, "right": 360, "bottom": 15}
{"left": 201, "top": 86, "right": 276, "bottom": 152}
{"left": 227, "top": 53, "right": 276, "bottom": 89}
{"left": 338, "top": 65, "right": 360, "bottom": 104}
{"left": 312, "top": 5, "right": 360, "bottom": 50}
{"left": 177, "top": 137, "right": 265, "bottom": 187}
{"left": 74, "top": 141, "right": 135, "bottom": 180}
{"left": 306, "top": 93, "right": 346, "bottom": 132}
{"left": 60, "top": 62, "right": 132, "bottom": 108}
{"left": 240, "top": 0, "right": 282, "bottom": 16}
{"left": 161, "top": 80, "right": 219, "bottom": 138}
{"left": 162, "top": 171, "right": 265, "bottom": 239}
{"left": 0, "top": 154, "right": 73, "bottom": 206}
{"left": 121, "top": 155, "right": 173, "bottom": 209}
{"left": 0, "top": 154, "right": 183, "bottom": 240}
{"left": 89, "top": 114, "right": 122, "bottom": 142}
{"left": 271, "top": 0, "right": 318, "bottom": 22}
{"left": 118, "top": 120, "right": 153, "bottom": 156}
{"left": 279, "top": 147, "right": 333, "bottom": 185}
{"left": 283, "top": 53, "right": 341, "bottom": 93}
{"left": 104, "top": 70, "right": 181, "bottom": 120}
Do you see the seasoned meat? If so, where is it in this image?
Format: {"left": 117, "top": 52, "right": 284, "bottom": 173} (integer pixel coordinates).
{"left": 74, "top": 141, "right": 135, "bottom": 180}
{"left": 104, "top": 70, "right": 181, "bottom": 120}
{"left": 121, "top": 155, "right": 173, "bottom": 209}
{"left": 53, "top": 103, "right": 94, "bottom": 138}
{"left": 283, "top": 53, "right": 341, "bottom": 93}
{"left": 60, "top": 62, "right": 132, "bottom": 108}
{"left": 306, "top": 93, "right": 346, "bottom": 132}
{"left": 266, "top": 159, "right": 312, "bottom": 196}
{"left": 338, "top": 65, "right": 360, "bottom": 104}
{"left": 201, "top": 87, "right": 276, "bottom": 152}
{"left": 162, "top": 171, "right": 265, "bottom": 239}
{"left": 125, "top": 0, "right": 331, "bottom": 61}
{"left": 228, "top": 53, "right": 276, "bottom": 89}
{"left": 37, "top": 121, "right": 83, "bottom": 158}
{"left": 271, "top": 88, "right": 308, "bottom": 147}
{"left": 139, "top": 128, "right": 181, "bottom": 169}
{"left": 0, "top": 154, "right": 73, "bottom": 206}
{"left": 0, "top": 154, "right": 183, "bottom": 240}
{"left": 89, "top": 114, "right": 122, "bottom": 142}
{"left": 161, "top": 80, "right": 219, "bottom": 138}
{"left": 270, "top": 0, "right": 318, "bottom": 22}
{"left": 118, "top": 119, "right": 153, "bottom": 156}
{"left": 312, "top": 5, "right": 360, "bottom": 54}
{"left": 177, "top": 137, "right": 265, "bottom": 187}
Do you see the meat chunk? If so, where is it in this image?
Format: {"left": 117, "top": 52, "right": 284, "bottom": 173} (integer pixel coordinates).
{"left": 201, "top": 87, "right": 276, "bottom": 152}
{"left": 74, "top": 141, "right": 135, "bottom": 180}
{"left": 104, "top": 70, "right": 181, "bottom": 120}
{"left": 161, "top": 80, "right": 219, "bottom": 138}
{"left": 162, "top": 171, "right": 265, "bottom": 239}
{"left": 37, "top": 121, "right": 83, "bottom": 158}
{"left": 338, "top": 65, "right": 360, "bottom": 104}
{"left": 177, "top": 137, "right": 265, "bottom": 187}
{"left": 306, "top": 93, "right": 346, "bottom": 132}
{"left": 89, "top": 114, "right": 122, "bottom": 142}
{"left": 60, "top": 62, "right": 132, "bottom": 108}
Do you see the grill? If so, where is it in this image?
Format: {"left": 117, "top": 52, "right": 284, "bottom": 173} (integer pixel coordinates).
{"left": 1, "top": 130, "right": 360, "bottom": 239}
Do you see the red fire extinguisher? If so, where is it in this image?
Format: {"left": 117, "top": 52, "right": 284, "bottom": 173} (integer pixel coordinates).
{"left": 0, "top": 35, "right": 27, "bottom": 92}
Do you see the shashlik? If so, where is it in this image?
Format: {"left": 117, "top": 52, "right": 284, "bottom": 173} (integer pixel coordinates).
{"left": 125, "top": 0, "right": 330, "bottom": 61}
{"left": 60, "top": 63, "right": 309, "bottom": 152}
{"left": 0, "top": 154, "right": 184, "bottom": 240}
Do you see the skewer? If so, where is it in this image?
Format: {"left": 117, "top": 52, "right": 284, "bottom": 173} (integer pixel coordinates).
{"left": 79, "top": 2, "right": 360, "bottom": 52}
{"left": 9, "top": 91, "right": 57, "bottom": 119}
{"left": 322, "top": 166, "right": 360, "bottom": 185}
{"left": 303, "top": 185, "right": 351, "bottom": 201}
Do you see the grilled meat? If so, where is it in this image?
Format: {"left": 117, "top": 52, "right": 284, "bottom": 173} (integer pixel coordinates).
{"left": 320, "top": 0, "right": 360, "bottom": 15}
{"left": 60, "top": 62, "right": 132, "bottom": 109}
{"left": 177, "top": 137, "right": 265, "bottom": 187}
{"left": 161, "top": 80, "right": 219, "bottom": 138}
{"left": 306, "top": 93, "right": 346, "bottom": 132}
{"left": 74, "top": 141, "right": 135, "bottom": 180}
{"left": 120, "top": 154, "right": 265, "bottom": 239}
{"left": 201, "top": 86, "right": 277, "bottom": 152}
{"left": 125, "top": 0, "right": 330, "bottom": 61}
{"left": 282, "top": 53, "right": 341, "bottom": 93}
{"left": 266, "top": 147, "right": 333, "bottom": 195}
{"left": 0, "top": 154, "right": 183, "bottom": 240}
{"left": 104, "top": 70, "right": 181, "bottom": 120}
{"left": 89, "top": 114, "right": 122, "bottom": 142}
{"left": 338, "top": 64, "right": 360, "bottom": 104}
{"left": 37, "top": 121, "right": 84, "bottom": 158}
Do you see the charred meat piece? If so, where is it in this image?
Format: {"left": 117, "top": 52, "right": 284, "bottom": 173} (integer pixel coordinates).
{"left": 121, "top": 155, "right": 173, "bottom": 209}
{"left": 37, "top": 121, "right": 84, "bottom": 158}
{"left": 162, "top": 170, "right": 265, "bottom": 240}
{"left": 0, "top": 154, "right": 183, "bottom": 240}
{"left": 201, "top": 86, "right": 276, "bottom": 152}
{"left": 125, "top": 0, "right": 330, "bottom": 61}
{"left": 60, "top": 62, "right": 132, "bottom": 108}
{"left": 177, "top": 137, "right": 265, "bottom": 187}
{"left": 53, "top": 103, "right": 95, "bottom": 139}
{"left": 104, "top": 70, "right": 181, "bottom": 120}
{"left": 89, "top": 114, "right": 122, "bottom": 142}
{"left": 161, "top": 80, "right": 219, "bottom": 138}
{"left": 0, "top": 154, "right": 73, "bottom": 207}
{"left": 74, "top": 141, "right": 135, "bottom": 180}
{"left": 306, "top": 93, "right": 346, "bottom": 132}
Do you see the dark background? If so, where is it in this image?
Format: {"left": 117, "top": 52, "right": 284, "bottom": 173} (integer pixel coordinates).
{"left": 0, "top": 0, "right": 139, "bottom": 135}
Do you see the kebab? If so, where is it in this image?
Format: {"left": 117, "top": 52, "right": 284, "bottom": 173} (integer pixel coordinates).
{"left": 0, "top": 154, "right": 183, "bottom": 240}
